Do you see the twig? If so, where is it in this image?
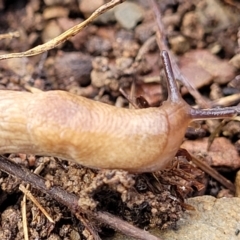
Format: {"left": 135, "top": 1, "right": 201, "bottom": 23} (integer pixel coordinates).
{"left": 148, "top": 0, "right": 210, "bottom": 108}
{"left": 119, "top": 88, "right": 139, "bottom": 109}
{"left": 0, "top": 156, "right": 162, "bottom": 240}
{"left": 96, "top": 211, "right": 162, "bottom": 240}
{"left": 0, "top": 0, "right": 126, "bottom": 60}
{"left": 213, "top": 93, "right": 240, "bottom": 107}
{"left": 21, "top": 193, "right": 29, "bottom": 240}
{"left": 189, "top": 153, "right": 235, "bottom": 192}
{"left": 75, "top": 213, "right": 101, "bottom": 240}
{"left": 135, "top": 35, "right": 156, "bottom": 62}
{"left": 20, "top": 185, "right": 54, "bottom": 223}
{"left": 0, "top": 31, "right": 20, "bottom": 40}
{"left": 19, "top": 161, "right": 49, "bottom": 240}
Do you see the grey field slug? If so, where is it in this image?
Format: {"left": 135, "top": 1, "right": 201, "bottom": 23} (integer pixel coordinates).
{"left": 0, "top": 51, "right": 238, "bottom": 172}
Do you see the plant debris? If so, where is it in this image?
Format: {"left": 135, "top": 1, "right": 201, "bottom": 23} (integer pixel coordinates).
{"left": 0, "top": 0, "right": 239, "bottom": 239}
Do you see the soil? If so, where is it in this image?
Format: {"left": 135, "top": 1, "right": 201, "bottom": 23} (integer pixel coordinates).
{"left": 0, "top": 0, "right": 239, "bottom": 239}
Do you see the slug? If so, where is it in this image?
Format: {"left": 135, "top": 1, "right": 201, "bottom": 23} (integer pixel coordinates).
{"left": 0, "top": 51, "right": 238, "bottom": 172}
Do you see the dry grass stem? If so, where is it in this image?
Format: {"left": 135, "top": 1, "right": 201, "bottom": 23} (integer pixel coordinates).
{"left": 0, "top": 0, "right": 126, "bottom": 60}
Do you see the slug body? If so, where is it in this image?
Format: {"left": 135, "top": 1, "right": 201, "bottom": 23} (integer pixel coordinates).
{"left": 0, "top": 90, "right": 190, "bottom": 172}
{"left": 0, "top": 51, "right": 237, "bottom": 172}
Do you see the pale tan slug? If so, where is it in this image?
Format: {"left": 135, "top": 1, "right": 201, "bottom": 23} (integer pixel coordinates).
{"left": 0, "top": 51, "right": 238, "bottom": 172}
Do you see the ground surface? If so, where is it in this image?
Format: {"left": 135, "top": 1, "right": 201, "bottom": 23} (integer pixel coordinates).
{"left": 0, "top": 0, "right": 240, "bottom": 239}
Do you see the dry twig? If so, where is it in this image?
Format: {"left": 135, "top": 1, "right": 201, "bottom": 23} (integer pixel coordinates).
{"left": 0, "top": 31, "right": 20, "bottom": 40}
{"left": 20, "top": 185, "right": 55, "bottom": 223}
{"left": 148, "top": 0, "right": 210, "bottom": 108}
{"left": 20, "top": 161, "right": 52, "bottom": 240}
{"left": 0, "top": 156, "right": 162, "bottom": 240}
{"left": 21, "top": 192, "right": 29, "bottom": 240}
{"left": 0, "top": 0, "right": 126, "bottom": 60}
{"left": 213, "top": 93, "right": 240, "bottom": 107}
{"left": 189, "top": 154, "right": 235, "bottom": 192}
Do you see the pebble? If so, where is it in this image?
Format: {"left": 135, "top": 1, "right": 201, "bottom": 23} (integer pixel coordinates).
{"left": 109, "top": 196, "right": 240, "bottom": 240}
{"left": 85, "top": 36, "right": 112, "bottom": 56}
{"left": 135, "top": 22, "right": 155, "bottom": 43}
{"left": 53, "top": 52, "right": 92, "bottom": 86}
{"left": 179, "top": 50, "right": 236, "bottom": 88}
{"left": 42, "top": 20, "right": 62, "bottom": 43}
{"left": 181, "top": 137, "right": 240, "bottom": 169}
{"left": 0, "top": 55, "right": 34, "bottom": 78}
{"left": 169, "top": 35, "right": 190, "bottom": 54}
{"left": 78, "top": 0, "right": 104, "bottom": 18}
{"left": 44, "top": 0, "right": 73, "bottom": 6}
{"left": 230, "top": 54, "right": 240, "bottom": 69}
{"left": 43, "top": 6, "right": 69, "bottom": 20}
{"left": 114, "top": 2, "right": 144, "bottom": 30}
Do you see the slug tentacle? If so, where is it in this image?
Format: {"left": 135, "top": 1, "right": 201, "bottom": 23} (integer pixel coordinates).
{"left": 189, "top": 107, "right": 237, "bottom": 120}
{"left": 161, "top": 50, "right": 238, "bottom": 122}
{"left": 161, "top": 50, "right": 183, "bottom": 103}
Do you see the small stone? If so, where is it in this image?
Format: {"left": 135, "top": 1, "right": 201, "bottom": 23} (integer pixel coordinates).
{"left": 109, "top": 196, "right": 240, "bottom": 240}
{"left": 91, "top": 70, "right": 110, "bottom": 88}
{"left": 85, "top": 36, "right": 112, "bottom": 56}
{"left": 230, "top": 54, "right": 240, "bottom": 69}
{"left": 69, "top": 229, "right": 81, "bottom": 240}
{"left": 169, "top": 35, "right": 190, "bottom": 54}
{"left": 135, "top": 22, "right": 155, "bottom": 43}
{"left": 179, "top": 50, "right": 236, "bottom": 87}
{"left": 95, "top": 9, "right": 116, "bottom": 25}
{"left": 115, "top": 57, "right": 133, "bottom": 72}
{"left": 79, "top": 0, "right": 104, "bottom": 18}
{"left": 181, "top": 137, "right": 240, "bottom": 169}
{"left": 47, "top": 234, "right": 61, "bottom": 240}
{"left": 0, "top": 55, "right": 34, "bottom": 77}
{"left": 160, "top": 196, "right": 240, "bottom": 240}
{"left": 181, "top": 11, "right": 204, "bottom": 40}
{"left": 54, "top": 52, "right": 92, "bottom": 86}
{"left": 44, "top": 0, "right": 73, "bottom": 6}
{"left": 0, "top": 0, "right": 4, "bottom": 10}
{"left": 196, "top": 0, "right": 236, "bottom": 32}
{"left": 114, "top": 2, "right": 144, "bottom": 30}
{"left": 43, "top": 6, "right": 69, "bottom": 20}
{"left": 42, "top": 20, "right": 62, "bottom": 43}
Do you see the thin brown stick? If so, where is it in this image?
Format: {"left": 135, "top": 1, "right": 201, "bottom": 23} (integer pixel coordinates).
{"left": 190, "top": 154, "right": 235, "bottom": 192}
{"left": 96, "top": 211, "right": 162, "bottom": 240}
{"left": 0, "top": 156, "right": 162, "bottom": 240}
{"left": 0, "top": 0, "right": 126, "bottom": 60}
{"left": 135, "top": 35, "right": 156, "bottom": 62}
{"left": 75, "top": 212, "right": 101, "bottom": 240}
{"left": 20, "top": 185, "right": 54, "bottom": 223}
{"left": 119, "top": 88, "right": 139, "bottom": 109}
{"left": 148, "top": 0, "right": 210, "bottom": 108}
